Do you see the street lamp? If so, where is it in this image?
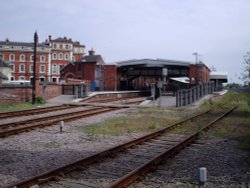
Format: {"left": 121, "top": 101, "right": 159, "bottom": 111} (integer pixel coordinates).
{"left": 32, "top": 31, "right": 38, "bottom": 104}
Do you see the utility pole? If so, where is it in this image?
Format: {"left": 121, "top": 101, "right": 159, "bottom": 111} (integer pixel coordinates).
{"left": 193, "top": 52, "right": 198, "bottom": 63}
{"left": 32, "top": 31, "right": 38, "bottom": 104}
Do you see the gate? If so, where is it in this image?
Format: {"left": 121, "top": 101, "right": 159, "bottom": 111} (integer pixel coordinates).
{"left": 62, "top": 85, "right": 75, "bottom": 95}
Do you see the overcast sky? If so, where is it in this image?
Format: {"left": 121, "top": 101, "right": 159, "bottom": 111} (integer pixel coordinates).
{"left": 1, "top": 0, "right": 250, "bottom": 84}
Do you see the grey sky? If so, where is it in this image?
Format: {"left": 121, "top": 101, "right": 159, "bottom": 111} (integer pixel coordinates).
{"left": 1, "top": 0, "right": 250, "bottom": 83}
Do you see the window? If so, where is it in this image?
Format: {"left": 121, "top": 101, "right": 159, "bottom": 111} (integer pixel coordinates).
{"left": 65, "top": 44, "right": 69, "bottom": 49}
{"left": 19, "top": 76, "right": 25, "bottom": 80}
{"left": 64, "top": 53, "right": 69, "bottom": 60}
{"left": 19, "top": 64, "right": 25, "bottom": 72}
{"left": 40, "top": 77, "right": 45, "bottom": 82}
{"left": 20, "top": 54, "right": 25, "bottom": 62}
{"left": 9, "top": 54, "right": 15, "bottom": 61}
{"left": 59, "top": 53, "right": 63, "bottom": 60}
{"left": 52, "top": 53, "right": 57, "bottom": 60}
{"left": 53, "top": 43, "right": 57, "bottom": 49}
{"left": 30, "top": 55, "right": 34, "bottom": 62}
{"left": 40, "top": 65, "right": 45, "bottom": 73}
{"left": 52, "top": 77, "right": 57, "bottom": 83}
{"left": 30, "top": 77, "right": 33, "bottom": 82}
{"left": 40, "top": 55, "right": 46, "bottom": 62}
{"left": 29, "top": 65, "right": 33, "bottom": 73}
{"left": 10, "top": 64, "right": 14, "bottom": 72}
{"left": 11, "top": 76, "right": 14, "bottom": 81}
{"left": 52, "top": 64, "right": 57, "bottom": 74}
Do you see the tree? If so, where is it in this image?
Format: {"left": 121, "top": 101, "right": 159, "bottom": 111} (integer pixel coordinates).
{"left": 241, "top": 52, "right": 250, "bottom": 86}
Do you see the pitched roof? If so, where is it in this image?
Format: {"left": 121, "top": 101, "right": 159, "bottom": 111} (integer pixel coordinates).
{"left": 83, "top": 55, "right": 103, "bottom": 62}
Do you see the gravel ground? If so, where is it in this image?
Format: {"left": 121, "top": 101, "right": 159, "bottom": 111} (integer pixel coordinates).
{"left": 0, "top": 106, "right": 249, "bottom": 188}
{"left": 0, "top": 107, "right": 144, "bottom": 187}
{"left": 130, "top": 137, "right": 250, "bottom": 188}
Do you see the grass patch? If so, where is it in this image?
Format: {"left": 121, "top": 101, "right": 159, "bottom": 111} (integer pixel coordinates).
{"left": 78, "top": 108, "right": 185, "bottom": 136}
{"left": 205, "top": 91, "right": 250, "bottom": 150}
{"left": 0, "top": 102, "right": 34, "bottom": 112}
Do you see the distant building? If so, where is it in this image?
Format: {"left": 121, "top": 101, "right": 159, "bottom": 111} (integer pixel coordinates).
{"left": 116, "top": 59, "right": 211, "bottom": 91}
{"left": 210, "top": 71, "right": 228, "bottom": 90}
{"left": 61, "top": 49, "right": 117, "bottom": 91}
{"left": 0, "top": 36, "right": 85, "bottom": 83}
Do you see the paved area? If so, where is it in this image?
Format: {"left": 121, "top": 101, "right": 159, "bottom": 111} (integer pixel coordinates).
{"left": 44, "top": 90, "right": 227, "bottom": 108}
{"left": 44, "top": 95, "right": 77, "bottom": 106}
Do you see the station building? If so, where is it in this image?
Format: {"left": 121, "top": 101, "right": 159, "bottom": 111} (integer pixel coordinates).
{"left": 60, "top": 49, "right": 117, "bottom": 91}
{"left": 116, "top": 59, "right": 210, "bottom": 92}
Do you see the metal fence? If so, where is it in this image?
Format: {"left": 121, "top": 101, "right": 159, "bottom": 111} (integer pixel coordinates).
{"left": 62, "top": 84, "right": 86, "bottom": 98}
{"left": 176, "top": 83, "right": 214, "bottom": 107}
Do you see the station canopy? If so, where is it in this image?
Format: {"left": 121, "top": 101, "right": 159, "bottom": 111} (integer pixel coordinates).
{"left": 170, "top": 76, "right": 190, "bottom": 84}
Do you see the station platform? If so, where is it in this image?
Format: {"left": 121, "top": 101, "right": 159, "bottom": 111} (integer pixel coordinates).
{"left": 45, "top": 90, "right": 228, "bottom": 108}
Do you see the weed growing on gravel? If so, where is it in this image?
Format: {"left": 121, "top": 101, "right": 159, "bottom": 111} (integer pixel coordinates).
{"left": 78, "top": 108, "right": 186, "bottom": 136}
{"left": 204, "top": 91, "right": 250, "bottom": 150}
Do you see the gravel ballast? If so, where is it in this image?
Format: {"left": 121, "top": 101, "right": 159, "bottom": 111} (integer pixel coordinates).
{"left": 0, "top": 106, "right": 249, "bottom": 187}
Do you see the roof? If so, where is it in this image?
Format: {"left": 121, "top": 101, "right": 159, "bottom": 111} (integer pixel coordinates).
{"left": 115, "top": 58, "right": 192, "bottom": 67}
{"left": 50, "top": 37, "right": 85, "bottom": 47}
{"left": 0, "top": 72, "right": 8, "bottom": 80}
{"left": 0, "top": 40, "right": 49, "bottom": 48}
{"left": 83, "top": 55, "right": 103, "bottom": 62}
{"left": 170, "top": 76, "right": 190, "bottom": 84}
{"left": 210, "top": 71, "right": 228, "bottom": 80}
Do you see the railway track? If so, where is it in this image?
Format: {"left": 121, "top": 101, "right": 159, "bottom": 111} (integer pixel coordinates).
{"left": 0, "top": 106, "right": 120, "bottom": 138}
{"left": 3, "top": 105, "right": 238, "bottom": 188}
{"left": 0, "top": 104, "right": 78, "bottom": 119}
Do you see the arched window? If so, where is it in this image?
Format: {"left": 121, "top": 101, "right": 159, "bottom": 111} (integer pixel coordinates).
{"left": 30, "top": 55, "right": 34, "bottom": 62}
{"left": 19, "top": 64, "right": 25, "bottom": 72}
{"left": 52, "top": 53, "right": 57, "bottom": 60}
{"left": 40, "top": 65, "right": 45, "bottom": 73}
{"left": 40, "top": 55, "right": 46, "bottom": 62}
{"left": 64, "top": 53, "right": 69, "bottom": 60}
{"left": 9, "top": 54, "right": 15, "bottom": 61}
{"left": 59, "top": 53, "right": 63, "bottom": 60}
{"left": 20, "top": 54, "right": 25, "bottom": 62}
{"left": 52, "top": 64, "right": 57, "bottom": 74}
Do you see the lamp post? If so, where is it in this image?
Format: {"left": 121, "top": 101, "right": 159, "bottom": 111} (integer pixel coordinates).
{"left": 32, "top": 31, "right": 38, "bottom": 104}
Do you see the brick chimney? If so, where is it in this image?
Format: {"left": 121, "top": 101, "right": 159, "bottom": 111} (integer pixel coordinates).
{"left": 48, "top": 35, "right": 52, "bottom": 42}
{"left": 88, "top": 48, "right": 95, "bottom": 56}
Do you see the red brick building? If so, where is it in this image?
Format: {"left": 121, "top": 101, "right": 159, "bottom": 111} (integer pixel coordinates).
{"left": 61, "top": 50, "right": 117, "bottom": 91}
{"left": 0, "top": 36, "right": 85, "bottom": 83}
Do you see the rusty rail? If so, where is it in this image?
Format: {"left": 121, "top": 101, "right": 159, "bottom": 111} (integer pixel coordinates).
{"left": 107, "top": 104, "right": 238, "bottom": 188}
{"left": 3, "top": 109, "right": 212, "bottom": 188}
{"left": 0, "top": 107, "right": 118, "bottom": 138}
{"left": 0, "top": 104, "right": 77, "bottom": 119}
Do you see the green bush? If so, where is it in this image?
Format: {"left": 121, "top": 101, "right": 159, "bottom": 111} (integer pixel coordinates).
{"left": 35, "top": 96, "right": 46, "bottom": 104}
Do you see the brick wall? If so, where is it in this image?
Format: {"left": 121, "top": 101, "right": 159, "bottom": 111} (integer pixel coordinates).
{"left": 36, "top": 82, "right": 62, "bottom": 100}
{"left": 0, "top": 82, "right": 62, "bottom": 103}
{"left": 0, "top": 85, "right": 32, "bottom": 103}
